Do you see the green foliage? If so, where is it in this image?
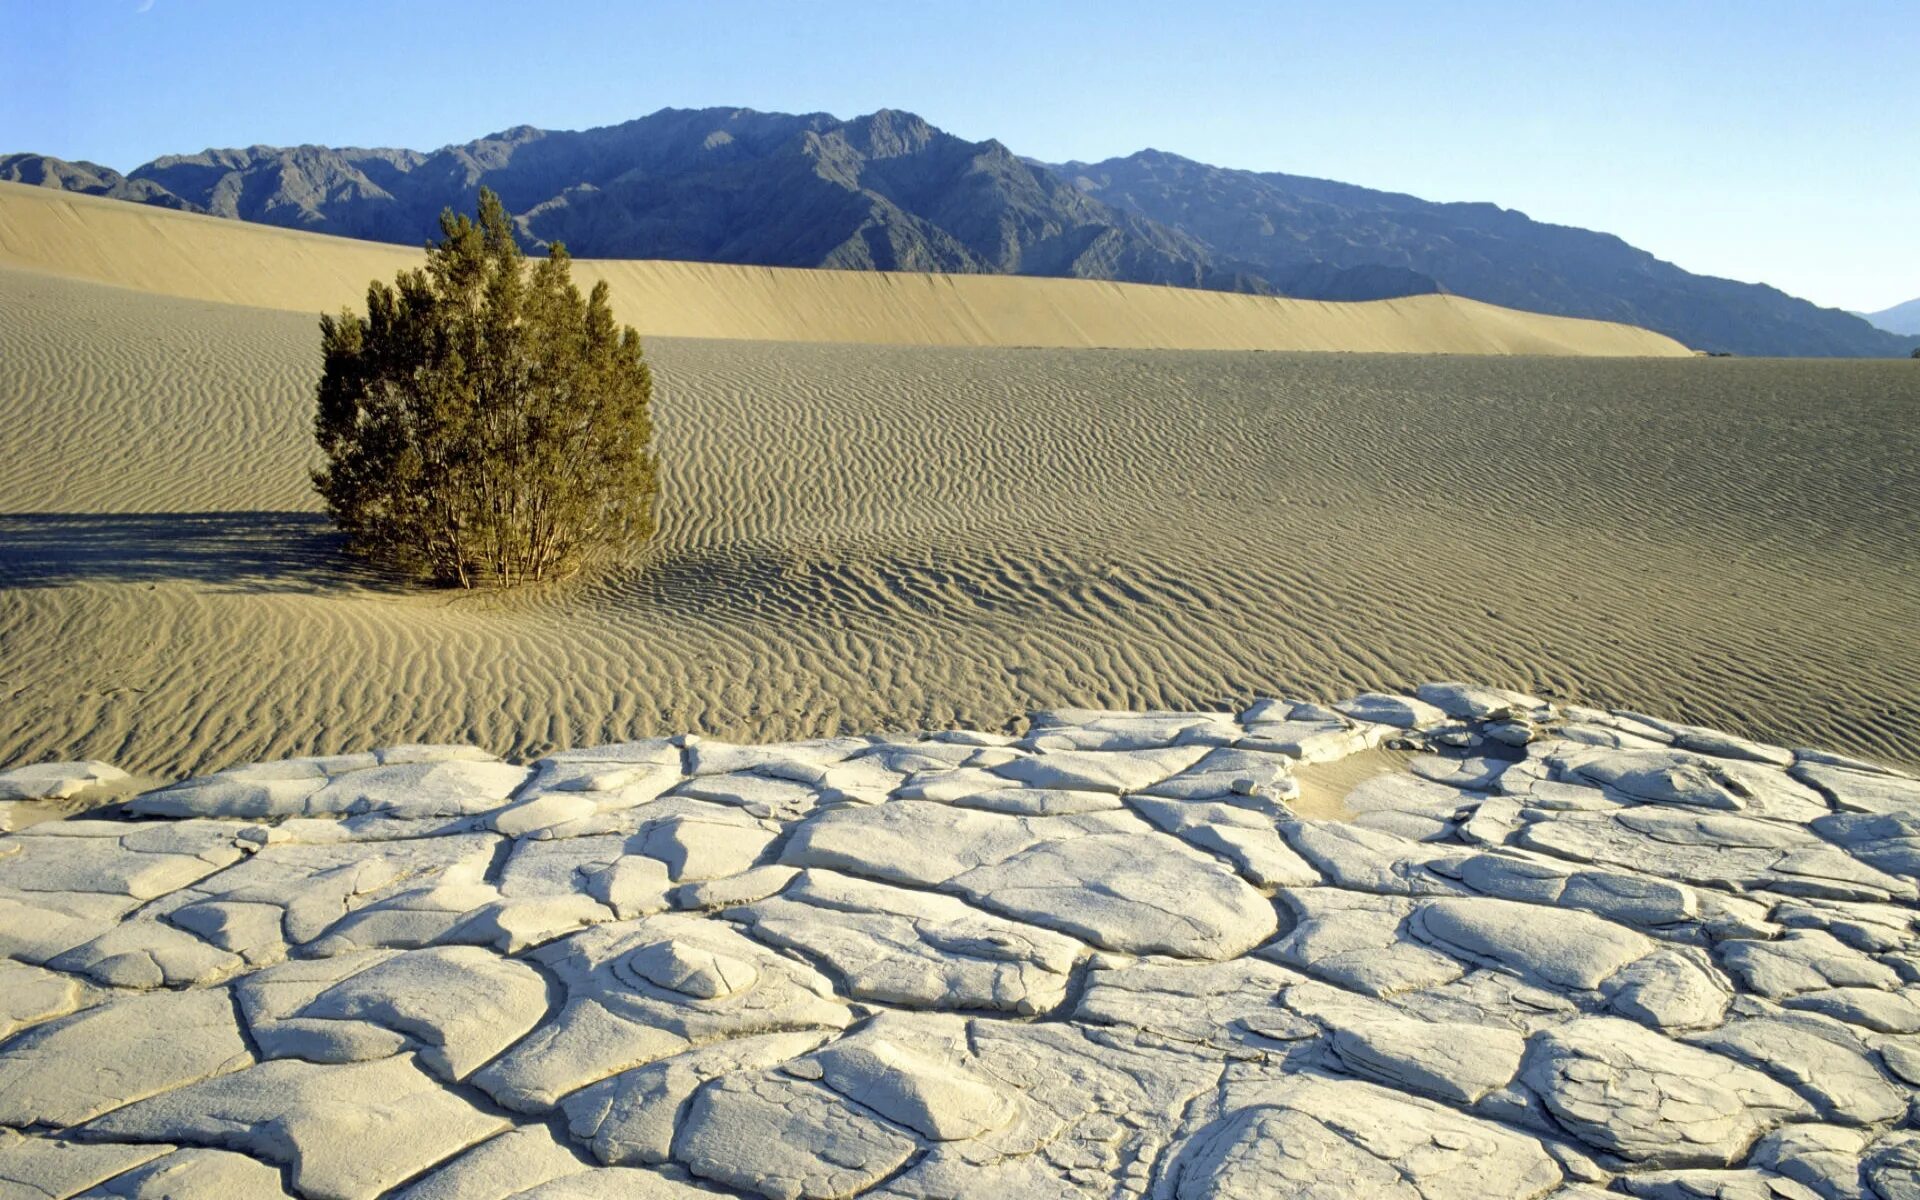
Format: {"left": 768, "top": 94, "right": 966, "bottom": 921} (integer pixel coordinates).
{"left": 313, "top": 189, "right": 657, "bottom": 587}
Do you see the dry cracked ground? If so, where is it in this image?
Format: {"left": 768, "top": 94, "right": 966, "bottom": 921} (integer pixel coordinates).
{"left": 3, "top": 683, "right": 1920, "bottom": 1200}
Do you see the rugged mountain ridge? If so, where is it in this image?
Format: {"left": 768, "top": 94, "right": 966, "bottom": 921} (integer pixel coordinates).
{"left": 6, "top": 107, "right": 1912, "bottom": 355}
{"left": 0, "top": 152, "right": 195, "bottom": 211}
{"left": 1051, "top": 150, "right": 1913, "bottom": 358}
{"left": 8, "top": 109, "right": 1291, "bottom": 295}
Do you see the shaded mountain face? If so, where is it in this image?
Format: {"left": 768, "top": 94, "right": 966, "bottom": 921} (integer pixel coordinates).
{"left": 7, "top": 109, "right": 1911, "bottom": 355}
{"left": 0, "top": 152, "right": 195, "bottom": 211}
{"left": 14, "top": 109, "right": 1292, "bottom": 295}
{"left": 0, "top": 110, "right": 1431, "bottom": 305}
{"left": 1052, "top": 150, "right": 1913, "bottom": 358}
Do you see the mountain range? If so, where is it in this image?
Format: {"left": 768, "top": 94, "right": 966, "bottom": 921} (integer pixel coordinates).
{"left": 1858, "top": 297, "right": 1920, "bottom": 337}
{"left": 5, "top": 106, "right": 1913, "bottom": 357}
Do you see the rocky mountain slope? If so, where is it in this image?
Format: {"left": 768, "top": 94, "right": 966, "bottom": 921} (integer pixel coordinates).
{"left": 5, "top": 111, "right": 1287, "bottom": 295}
{"left": 1052, "top": 150, "right": 1914, "bottom": 358}
{"left": 0, "top": 152, "right": 194, "bottom": 211}
{"left": 7, "top": 108, "right": 1913, "bottom": 355}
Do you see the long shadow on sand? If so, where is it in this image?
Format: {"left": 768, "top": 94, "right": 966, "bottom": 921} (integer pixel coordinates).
{"left": 0, "top": 511, "right": 400, "bottom": 593}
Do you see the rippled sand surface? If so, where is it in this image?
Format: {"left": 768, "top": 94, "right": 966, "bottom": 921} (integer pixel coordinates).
{"left": 2, "top": 268, "right": 1915, "bottom": 777}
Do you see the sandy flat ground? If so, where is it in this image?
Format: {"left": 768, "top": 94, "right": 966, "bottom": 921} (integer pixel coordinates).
{"left": 2, "top": 263, "right": 1914, "bottom": 778}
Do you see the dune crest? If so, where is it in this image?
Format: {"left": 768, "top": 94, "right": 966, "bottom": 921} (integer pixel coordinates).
{"left": 0, "top": 182, "right": 1689, "bottom": 356}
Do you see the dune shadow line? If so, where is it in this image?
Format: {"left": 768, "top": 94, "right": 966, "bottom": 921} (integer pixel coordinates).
{"left": 0, "top": 511, "right": 402, "bottom": 593}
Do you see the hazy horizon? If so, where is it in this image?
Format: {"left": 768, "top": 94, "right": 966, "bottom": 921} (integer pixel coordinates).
{"left": 3, "top": 0, "right": 1914, "bottom": 311}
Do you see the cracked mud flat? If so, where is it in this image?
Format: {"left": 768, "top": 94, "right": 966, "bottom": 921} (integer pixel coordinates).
{"left": 5, "top": 684, "right": 1920, "bottom": 1198}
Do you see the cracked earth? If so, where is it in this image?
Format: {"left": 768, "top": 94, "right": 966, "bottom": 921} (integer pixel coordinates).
{"left": 3, "top": 683, "right": 1920, "bottom": 1199}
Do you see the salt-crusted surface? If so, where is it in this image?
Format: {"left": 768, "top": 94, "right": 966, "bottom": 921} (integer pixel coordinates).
{"left": 4, "top": 685, "right": 1920, "bottom": 1199}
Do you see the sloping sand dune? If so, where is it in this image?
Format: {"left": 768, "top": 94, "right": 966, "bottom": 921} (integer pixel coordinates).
{"left": 0, "top": 182, "right": 1691, "bottom": 356}
{"left": 1, "top": 264, "right": 1914, "bottom": 778}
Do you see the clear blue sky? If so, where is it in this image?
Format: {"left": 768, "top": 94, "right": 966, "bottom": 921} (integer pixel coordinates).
{"left": 3, "top": 0, "right": 1913, "bottom": 311}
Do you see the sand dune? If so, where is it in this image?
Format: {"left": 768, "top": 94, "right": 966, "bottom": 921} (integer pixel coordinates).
{"left": 0, "top": 182, "right": 1691, "bottom": 356}
{"left": 1, "top": 264, "right": 1914, "bottom": 778}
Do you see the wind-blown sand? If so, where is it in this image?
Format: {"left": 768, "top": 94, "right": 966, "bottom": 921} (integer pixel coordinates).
{"left": 1, "top": 255, "right": 1914, "bottom": 778}
{"left": 0, "top": 182, "right": 1691, "bottom": 355}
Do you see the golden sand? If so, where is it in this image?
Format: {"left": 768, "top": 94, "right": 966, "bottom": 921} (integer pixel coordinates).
{"left": 0, "top": 182, "right": 1689, "bottom": 356}
{"left": 2, "top": 262, "right": 1914, "bottom": 777}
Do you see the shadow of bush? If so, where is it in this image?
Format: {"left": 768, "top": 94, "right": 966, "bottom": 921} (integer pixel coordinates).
{"left": 0, "top": 511, "right": 404, "bottom": 593}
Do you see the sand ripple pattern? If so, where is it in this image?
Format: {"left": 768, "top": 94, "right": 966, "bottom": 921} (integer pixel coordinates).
{"left": 1, "top": 270, "right": 1916, "bottom": 776}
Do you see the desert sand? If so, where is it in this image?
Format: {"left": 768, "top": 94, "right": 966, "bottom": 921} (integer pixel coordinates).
{"left": 4, "top": 691, "right": 1920, "bottom": 1199}
{"left": 2, "top": 272, "right": 1917, "bottom": 779}
{"left": 0, "top": 182, "right": 1691, "bottom": 355}
{"left": 1, "top": 183, "right": 1916, "bottom": 781}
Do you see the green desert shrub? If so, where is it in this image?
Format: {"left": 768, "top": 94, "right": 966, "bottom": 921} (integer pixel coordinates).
{"left": 313, "top": 188, "right": 657, "bottom": 587}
